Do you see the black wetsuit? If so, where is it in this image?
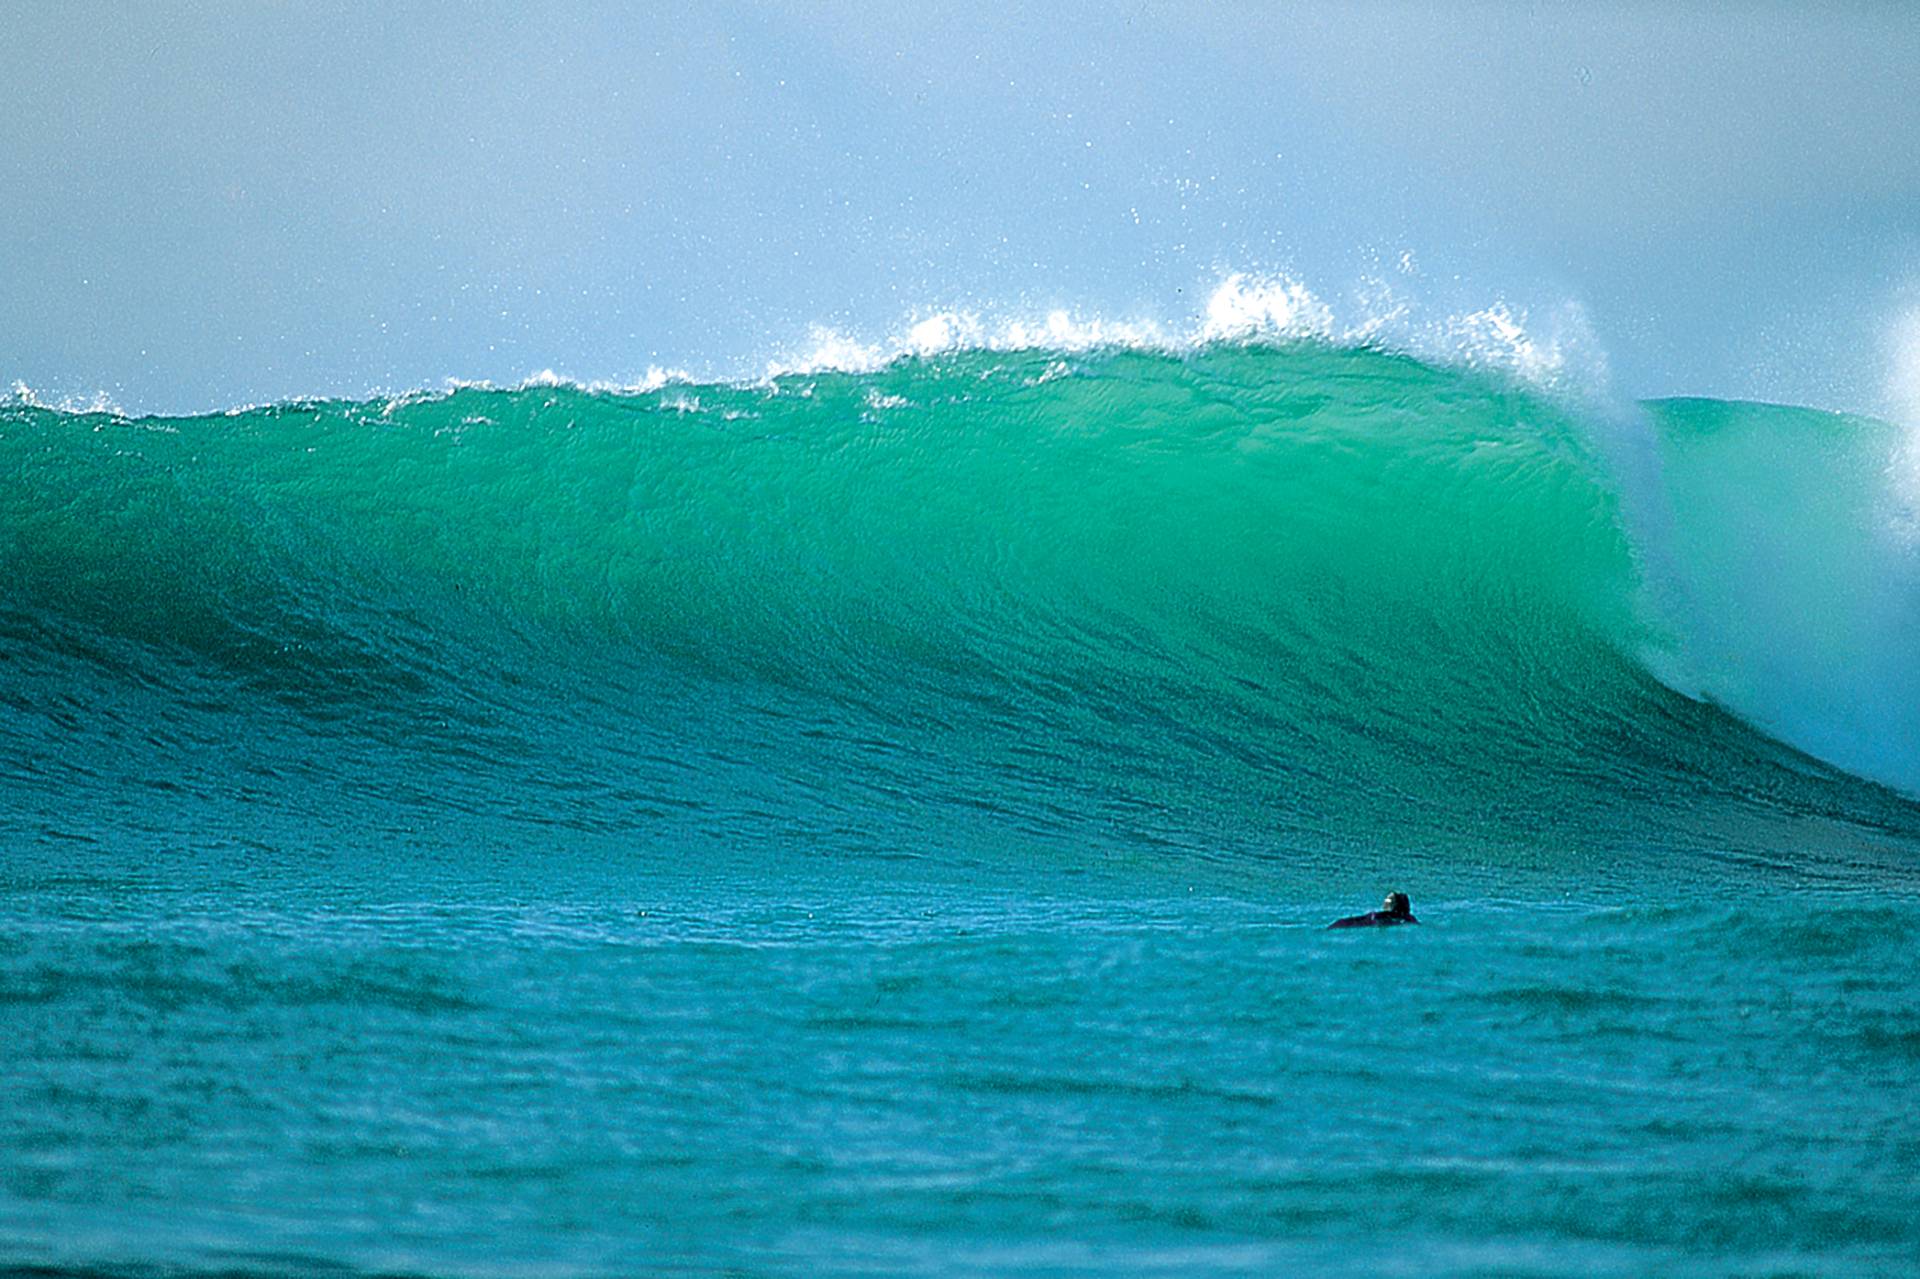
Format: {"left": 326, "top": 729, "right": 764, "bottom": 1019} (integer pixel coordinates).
{"left": 1327, "top": 909, "right": 1418, "bottom": 929}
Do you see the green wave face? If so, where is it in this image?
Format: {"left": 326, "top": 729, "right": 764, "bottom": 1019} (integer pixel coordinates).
{"left": 1642, "top": 396, "right": 1920, "bottom": 799}
{"left": 4, "top": 345, "right": 1918, "bottom": 870}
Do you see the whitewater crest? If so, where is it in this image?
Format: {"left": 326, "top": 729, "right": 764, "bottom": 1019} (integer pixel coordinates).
{"left": 437, "top": 365, "right": 695, "bottom": 398}
{"left": 3, "top": 272, "right": 1604, "bottom": 420}
{"left": 442, "top": 272, "right": 1605, "bottom": 409}
{"left": 4, "top": 380, "right": 125, "bottom": 416}
{"left": 759, "top": 272, "right": 1607, "bottom": 397}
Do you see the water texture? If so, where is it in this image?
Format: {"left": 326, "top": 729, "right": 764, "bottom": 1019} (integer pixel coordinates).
{"left": 3, "top": 343, "right": 1917, "bottom": 1275}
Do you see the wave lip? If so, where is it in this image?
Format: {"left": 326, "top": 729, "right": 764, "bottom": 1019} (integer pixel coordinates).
{"left": 755, "top": 273, "right": 1605, "bottom": 397}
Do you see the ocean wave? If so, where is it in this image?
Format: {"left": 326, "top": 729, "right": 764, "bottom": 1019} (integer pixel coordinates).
{"left": 3, "top": 341, "right": 1917, "bottom": 858}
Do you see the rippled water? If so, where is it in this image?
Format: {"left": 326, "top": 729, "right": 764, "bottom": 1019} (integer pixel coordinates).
{"left": 5, "top": 851, "right": 1917, "bottom": 1277}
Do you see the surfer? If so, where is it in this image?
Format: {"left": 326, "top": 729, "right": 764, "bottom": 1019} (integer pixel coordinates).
{"left": 1328, "top": 891, "right": 1418, "bottom": 929}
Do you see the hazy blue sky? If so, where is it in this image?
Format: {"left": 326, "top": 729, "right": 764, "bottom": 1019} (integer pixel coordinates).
{"left": 5, "top": 1, "right": 1919, "bottom": 413}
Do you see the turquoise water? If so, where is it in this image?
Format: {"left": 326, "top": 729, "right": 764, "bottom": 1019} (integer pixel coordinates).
{"left": 3, "top": 345, "right": 1919, "bottom": 1275}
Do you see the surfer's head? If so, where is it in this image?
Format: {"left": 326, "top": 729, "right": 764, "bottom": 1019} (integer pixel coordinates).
{"left": 1382, "top": 892, "right": 1411, "bottom": 917}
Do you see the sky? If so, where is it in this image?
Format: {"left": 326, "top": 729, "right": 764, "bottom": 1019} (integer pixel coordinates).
{"left": 4, "top": 1, "right": 1920, "bottom": 414}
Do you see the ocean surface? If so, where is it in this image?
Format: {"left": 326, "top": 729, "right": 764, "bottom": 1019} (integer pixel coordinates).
{"left": 3, "top": 342, "right": 1919, "bottom": 1276}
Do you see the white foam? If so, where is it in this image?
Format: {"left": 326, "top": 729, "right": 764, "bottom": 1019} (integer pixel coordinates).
{"left": 1436, "top": 301, "right": 1607, "bottom": 394}
{"left": 63, "top": 267, "right": 1607, "bottom": 415}
{"left": 764, "top": 326, "right": 889, "bottom": 379}
{"left": 763, "top": 306, "right": 1178, "bottom": 379}
{"left": 518, "top": 365, "right": 690, "bottom": 394}
{"left": 436, "top": 366, "right": 694, "bottom": 398}
{"left": 1198, "top": 273, "right": 1334, "bottom": 342}
{"left": 747, "top": 271, "right": 1606, "bottom": 399}
{"left": 4, "top": 381, "right": 126, "bottom": 416}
